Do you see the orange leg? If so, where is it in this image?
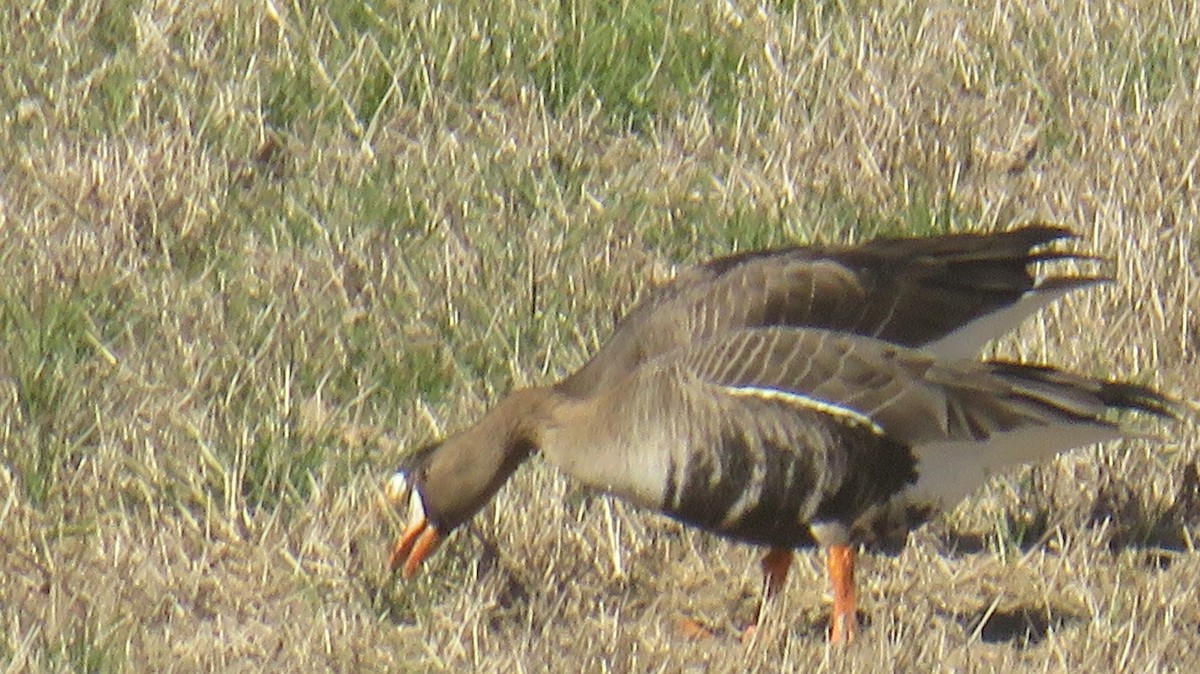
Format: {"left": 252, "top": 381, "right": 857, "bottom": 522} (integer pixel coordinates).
{"left": 827, "top": 544, "right": 857, "bottom": 643}
{"left": 761, "top": 547, "right": 792, "bottom": 599}
{"left": 741, "top": 547, "right": 793, "bottom": 643}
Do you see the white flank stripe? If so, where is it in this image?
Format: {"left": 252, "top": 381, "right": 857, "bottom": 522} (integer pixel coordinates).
{"left": 720, "top": 385, "right": 885, "bottom": 435}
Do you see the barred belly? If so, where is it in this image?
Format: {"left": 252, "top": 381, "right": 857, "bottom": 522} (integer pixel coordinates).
{"left": 660, "top": 428, "right": 822, "bottom": 548}
{"left": 659, "top": 417, "right": 920, "bottom": 549}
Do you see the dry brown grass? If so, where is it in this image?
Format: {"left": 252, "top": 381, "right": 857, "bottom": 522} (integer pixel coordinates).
{"left": 1, "top": 0, "right": 1198, "bottom": 671}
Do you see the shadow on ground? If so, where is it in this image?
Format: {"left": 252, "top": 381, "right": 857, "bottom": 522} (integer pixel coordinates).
{"left": 957, "top": 606, "right": 1080, "bottom": 648}
{"left": 932, "top": 461, "right": 1200, "bottom": 568}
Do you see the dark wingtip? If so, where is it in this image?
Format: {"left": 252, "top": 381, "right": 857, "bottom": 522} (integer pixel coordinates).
{"left": 1098, "top": 381, "right": 1183, "bottom": 420}
{"left": 1028, "top": 250, "right": 1106, "bottom": 265}
{"left": 1018, "top": 223, "right": 1103, "bottom": 264}
{"left": 996, "top": 223, "right": 1079, "bottom": 250}
{"left": 1021, "top": 222, "right": 1077, "bottom": 240}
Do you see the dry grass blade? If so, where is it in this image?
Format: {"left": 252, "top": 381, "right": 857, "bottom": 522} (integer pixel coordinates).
{"left": 1, "top": 0, "right": 1197, "bottom": 671}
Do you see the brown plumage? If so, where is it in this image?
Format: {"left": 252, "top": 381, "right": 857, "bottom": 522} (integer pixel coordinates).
{"left": 385, "top": 225, "right": 1174, "bottom": 643}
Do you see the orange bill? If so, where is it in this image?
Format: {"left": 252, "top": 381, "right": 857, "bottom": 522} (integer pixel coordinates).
{"left": 388, "top": 519, "right": 442, "bottom": 578}
{"left": 827, "top": 543, "right": 857, "bottom": 643}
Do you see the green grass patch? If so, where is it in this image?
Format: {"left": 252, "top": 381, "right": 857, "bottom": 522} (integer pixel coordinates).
{"left": 46, "top": 618, "right": 124, "bottom": 674}
{"left": 262, "top": 60, "right": 330, "bottom": 131}
{"left": 90, "top": 0, "right": 139, "bottom": 57}
{"left": 531, "top": 0, "right": 750, "bottom": 130}
{"left": 1114, "top": 27, "right": 1198, "bottom": 111}
{"left": 340, "top": 0, "right": 754, "bottom": 131}
{"left": 641, "top": 202, "right": 792, "bottom": 263}
{"left": 0, "top": 280, "right": 124, "bottom": 506}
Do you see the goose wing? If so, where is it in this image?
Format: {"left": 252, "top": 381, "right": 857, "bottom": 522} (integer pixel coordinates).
{"left": 561, "top": 225, "right": 1100, "bottom": 396}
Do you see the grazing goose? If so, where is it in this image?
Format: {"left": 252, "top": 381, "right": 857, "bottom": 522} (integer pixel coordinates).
{"left": 385, "top": 225, "right": 1174, "bottom": 643}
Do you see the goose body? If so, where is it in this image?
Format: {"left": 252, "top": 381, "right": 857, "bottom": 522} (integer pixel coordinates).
{"left": 386, "top": 226, "right": 1173, "bottom": 642}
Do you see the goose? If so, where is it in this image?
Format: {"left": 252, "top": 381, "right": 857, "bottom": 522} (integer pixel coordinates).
{"left": 384, "top": 225, "right": 1174, "bottom": 643}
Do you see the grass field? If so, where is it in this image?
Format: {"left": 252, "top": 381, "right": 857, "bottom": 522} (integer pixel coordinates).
{"left": 1, "top": 0, "right": 1198, "bottom": 671}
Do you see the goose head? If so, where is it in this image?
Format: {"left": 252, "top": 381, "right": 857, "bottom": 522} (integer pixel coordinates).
{"left": 384, "top": 387, "right": 551, "bottom": 577}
